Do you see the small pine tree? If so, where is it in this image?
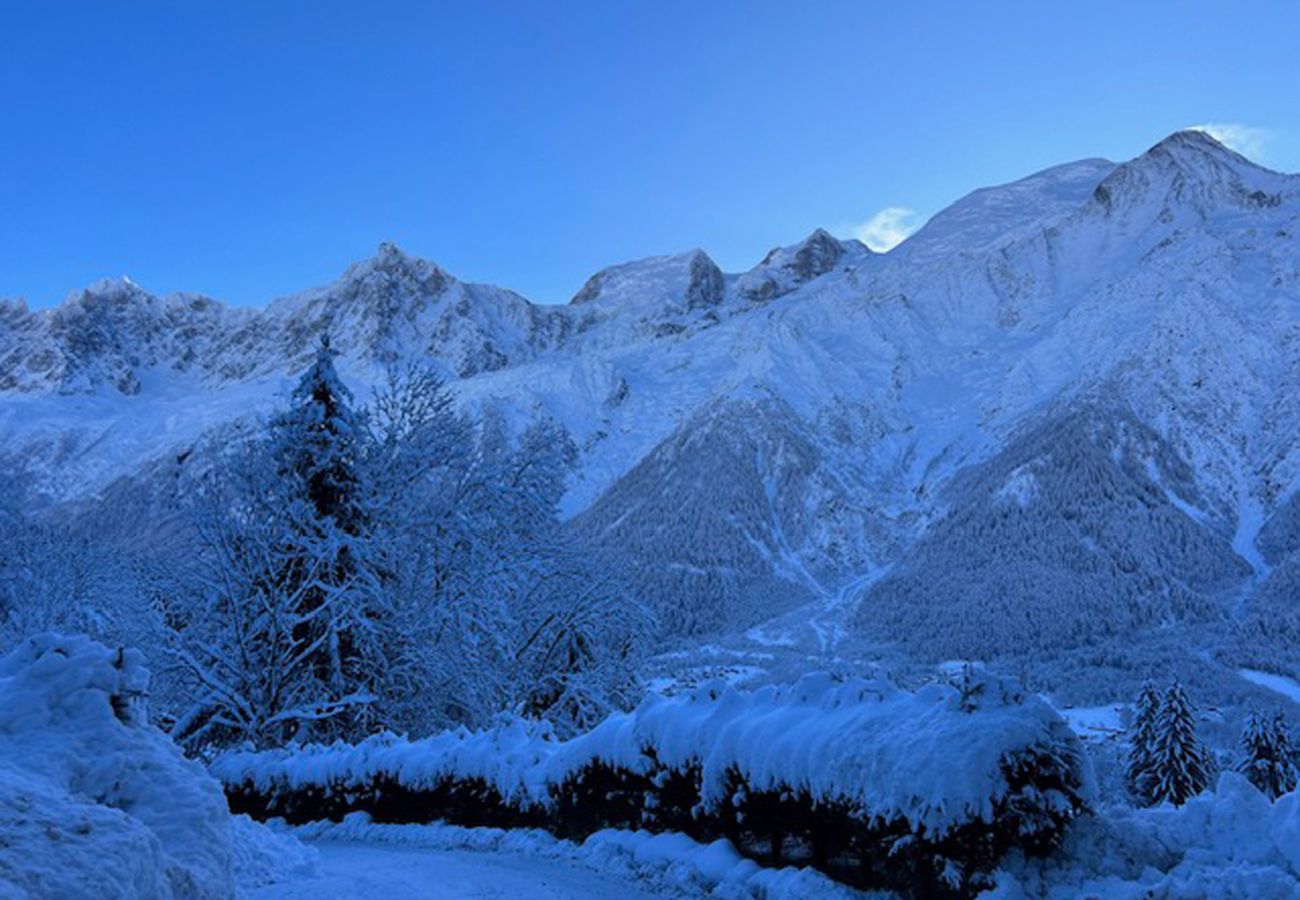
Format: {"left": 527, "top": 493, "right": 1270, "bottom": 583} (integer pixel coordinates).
{"left": 1271, "top": 714, "right": 1299, "bottom": 797}
{"left": 1126, "top": 680, "right": 1162, "bottom": 805}
{"left": 1238, "top": 710, "right": 1299, "bottom": 799}
{"left": 1149, "top": 680, "right": 1213, "bottom": 806}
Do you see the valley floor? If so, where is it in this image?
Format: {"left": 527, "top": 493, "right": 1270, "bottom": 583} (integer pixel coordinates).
{"left": 246, "top": 839, "right": 678, "bottom": 900}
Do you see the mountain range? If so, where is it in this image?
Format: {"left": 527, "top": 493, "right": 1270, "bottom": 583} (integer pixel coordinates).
{"left": 4, "top": 130, "right": 1300, "bottom": 693}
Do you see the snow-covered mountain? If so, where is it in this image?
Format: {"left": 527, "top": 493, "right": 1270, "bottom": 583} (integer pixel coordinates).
{"left": 4, "top": 130, "right": 1300, "bottom": 664}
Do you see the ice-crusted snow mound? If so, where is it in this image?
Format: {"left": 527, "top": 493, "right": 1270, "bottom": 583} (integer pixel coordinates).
{"left": 216, "top": 670, "right": 1093, "bottom": 836}
{"left": 0, "top": 633, "right": 314, "bottom": 900}
{"left": 991, "top": 773, "right": 1300, "bottom": 898}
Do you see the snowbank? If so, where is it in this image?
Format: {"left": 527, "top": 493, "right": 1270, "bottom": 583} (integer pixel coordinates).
{"left": 228, "top": 814, "right": 319, "bottom": 892}
{"left": 991, "top": 773, "right": 1300, "bottom": 898}
{"left": 0, "top": 762, "right": 173, "bottom": 899}
{"left": 0, "top": 633, "right": 315, "bottom": 899}
{"left": 216, "top": 672, "right": 1092, "bottom": 895}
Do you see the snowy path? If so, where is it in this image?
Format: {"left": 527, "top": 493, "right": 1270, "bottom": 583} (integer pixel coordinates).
{"left": 247, "top": 839, "right": 676, "bottom": 900}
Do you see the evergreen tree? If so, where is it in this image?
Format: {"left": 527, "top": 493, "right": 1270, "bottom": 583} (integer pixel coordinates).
{"left": 265, "top": 334, "right": 381, "bottom": 738}
{"left": 1237, "top": 710, "right": 1298, "bottom": 799}
{"left": 168, "top": 336, "right": 387, "bottom": 748}
{"left": 1149, "top": 680, "right": 1213, "bottom": 806}
{"left": 270, "top": 334, "right": 368, "bottom": 532}
{"left": 1126, "top": 679, "right": 1161, "bottom": 805}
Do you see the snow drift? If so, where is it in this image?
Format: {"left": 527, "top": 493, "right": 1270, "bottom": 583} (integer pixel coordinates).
{"left": 0, "top": 633, "right": 314, "bottom": 900}
{"left": 216, "top": 671, "right": 1092, "bottom": 896}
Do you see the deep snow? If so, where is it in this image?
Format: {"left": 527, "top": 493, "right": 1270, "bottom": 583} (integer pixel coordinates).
{"left": 0, "top": 634, "right": 316, "bottom": 900}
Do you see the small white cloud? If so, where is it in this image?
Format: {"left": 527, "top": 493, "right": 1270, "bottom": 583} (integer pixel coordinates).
{"left": 850, "top": 207, "right": 919, "bottom": 252}
{"left": 1187, "top": 122, "right": 1272, "bottom": 159}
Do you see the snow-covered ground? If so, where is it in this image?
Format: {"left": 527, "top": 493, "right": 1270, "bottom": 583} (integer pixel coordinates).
{"left": 247, "top": 819, "right": 863, "bottom": 900}
{"left": 244, "top": 840, "right": 673, "bottom": 900}
{"left": 7, "top": 630, "right": 1300, "bottom": 899}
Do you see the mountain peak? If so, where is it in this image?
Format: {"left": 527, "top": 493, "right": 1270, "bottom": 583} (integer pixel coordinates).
{"left": 326, "top": 243, "right": 452, "bottom": 299}
{"left": 1144, "top": 129, "right": 1256, "bottom": 168}
{"left": 56, "top": 276, "right": 157, "bottom": 315}
{"left": 569, "top": 249, "right": 724, "bottom": 312}
{"left": 374, "top": 239, "right": 406, "bottom": 262}
{"left": 79, "top": 275, "right": 145, "bottom": 298}
{"left": 1153, "top": 128, "right": 1229, "bottom": 152}
{"left": 1084, "top": 129, "right": 1290, "bottom": 224}
{"left": 349, "top": 241, "right": 444, "bottom": 279}
{"left": 736, "top": 228, "right": 868, "bottom": 302}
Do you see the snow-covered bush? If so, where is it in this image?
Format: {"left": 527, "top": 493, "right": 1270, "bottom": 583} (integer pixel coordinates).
{"left": 215, "top": 671, "right": 1093, "bottom": 896}
{"left": 0, "top": 633, "right": 233, "bottom": 899}
{"left": 992, "top": 773, "right": 1300, "bottom": 898}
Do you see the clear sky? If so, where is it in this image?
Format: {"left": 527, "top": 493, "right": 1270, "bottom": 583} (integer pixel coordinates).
{"left": 2, "top": 1, "right": 1298, "bottom": 308}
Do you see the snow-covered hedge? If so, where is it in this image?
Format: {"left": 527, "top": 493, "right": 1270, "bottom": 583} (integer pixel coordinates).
{"left": 216, "top": 672, "right": 1093, "bottom": 896}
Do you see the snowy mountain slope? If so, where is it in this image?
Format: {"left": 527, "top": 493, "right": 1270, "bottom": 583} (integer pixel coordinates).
{"left": 4, "top": 130, "right": 1300, "bottom": 651}
{"left": 570, "top": 397, "right": 878, "bottom": 634}
{"left": 855, "top": 402, "right": 1251, "bottom": 661}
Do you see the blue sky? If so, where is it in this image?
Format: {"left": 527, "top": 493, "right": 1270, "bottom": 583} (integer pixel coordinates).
{"left": 2, "top": 1, "right": 1297, "bottom": 308}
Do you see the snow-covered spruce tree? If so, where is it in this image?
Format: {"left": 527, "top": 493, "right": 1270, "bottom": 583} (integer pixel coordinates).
{"left": 1126, "top": 679, "right": 1161, "bottom": 805}
{"left": 165, "top": 435, "right": 366, "bottom": 749}
{"left": 1149, "top": 680, "right": 1213, "bottom": 806}
{"left": 262, "top": 334, "right": 384, "bottom": 740}
{"left": 1237, "top": 710, "right": 1298, "bottom": 799}
{"left": 167, "top": 337, "right": 389, "bottom": 749}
